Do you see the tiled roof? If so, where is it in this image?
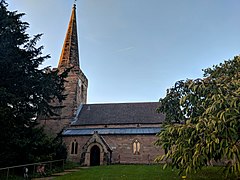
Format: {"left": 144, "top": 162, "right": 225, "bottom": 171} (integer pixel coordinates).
{"left": 72, "top": 102, "right": 164, "bottom": 125}
{"left": 62, "top": 127, "right": 161, "bottom": 136}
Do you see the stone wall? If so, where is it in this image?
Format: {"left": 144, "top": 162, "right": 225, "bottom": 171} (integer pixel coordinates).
{"left": 63, "top": 134, "right": 164, "bottom": 165}
{"left": 60, "top": 67, "right": 88, "bottom": 120}
{"left": 39, "top": 118, "right": 70, "bottom": 137}
{"left": 64, "top": 136, "right": 90, "bottom": 162}
{"left": 38, "top": 67, "right": 88, "bottom": 136}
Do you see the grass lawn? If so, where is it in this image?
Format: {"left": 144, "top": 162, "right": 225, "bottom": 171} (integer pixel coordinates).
{"left": 54, "top": 164, "right": 238, "bottom": 180}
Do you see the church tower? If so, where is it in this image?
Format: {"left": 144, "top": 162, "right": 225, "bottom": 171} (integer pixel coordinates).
{"left": 57, "top": 3, "right": 88, "bottom": 114}
{"left": 40, "top": 4, "right": 88, "bottom": 136}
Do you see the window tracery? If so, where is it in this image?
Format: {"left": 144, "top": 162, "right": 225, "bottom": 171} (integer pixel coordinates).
{"left": 133, "top": 140, "right": 140, "bottom": 155}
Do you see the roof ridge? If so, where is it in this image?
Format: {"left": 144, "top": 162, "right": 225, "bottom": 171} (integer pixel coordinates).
{"left": 83, "top": 102, "right": 159, "bottom": 105}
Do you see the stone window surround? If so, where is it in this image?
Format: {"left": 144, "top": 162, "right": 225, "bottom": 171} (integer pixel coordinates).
{"left": 133, "top": 139, "right": 141, "bottom": 155}
{"left": 70, "top": 139, "right": 78, "bottom": 155}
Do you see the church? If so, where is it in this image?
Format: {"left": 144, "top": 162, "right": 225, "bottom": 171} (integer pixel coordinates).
{"left": 40, "top": 4, "right": 165, "bottom": 166}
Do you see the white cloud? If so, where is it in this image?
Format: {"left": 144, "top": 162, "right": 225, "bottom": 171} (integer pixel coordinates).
{"left": 113, "top": 46, "right": 135, "bottom": 54}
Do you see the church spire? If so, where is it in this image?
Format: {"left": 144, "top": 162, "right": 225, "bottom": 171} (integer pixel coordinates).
{"left": 58, "top": 4, "right": 79, "bottom": 68}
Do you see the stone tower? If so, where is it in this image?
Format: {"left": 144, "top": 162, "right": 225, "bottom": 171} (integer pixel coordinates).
{"left": 40, "top": 4, "right": 88, "bottom": 136}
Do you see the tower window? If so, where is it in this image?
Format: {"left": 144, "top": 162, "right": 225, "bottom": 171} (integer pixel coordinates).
{"left": 71, "top": 140, "right": 78, "bottom": 155}
{"left": 81, "top": 85, "right": 84, "bottom": 100}
{"left": 133, "top": 140, "right": 140, "bottom": 155}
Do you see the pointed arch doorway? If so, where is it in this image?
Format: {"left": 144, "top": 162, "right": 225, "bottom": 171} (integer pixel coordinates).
{"left": 81, "top": 132, "right": 112, "bottom": 166}
{"left": 90, "top": 145, "right": 100, "bottom": 166}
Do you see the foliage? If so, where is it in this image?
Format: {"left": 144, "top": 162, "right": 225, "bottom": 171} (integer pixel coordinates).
{"left": 157, "top": 80, "right": 191, "bottom": 124}
{"left": 155, "top": 56, "right": 240, "bottom": 177}
{"left": 0, "top": 0, "right": 67, "bottom": 167}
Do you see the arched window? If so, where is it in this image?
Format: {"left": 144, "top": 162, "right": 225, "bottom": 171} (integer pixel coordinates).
{"left": 133, "top": 140, "right": 140, "bottom": 155}
{"left": 71, "top": 140, "right": 78, "bottom": 155}
{"left": 71, "top": 142, "right": 74, "bottom": 154}
{"left": 75, "top": 141, "right": 78, "bottom": 154}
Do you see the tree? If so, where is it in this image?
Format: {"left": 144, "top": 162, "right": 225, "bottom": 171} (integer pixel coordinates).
{"left": 155, "top": 56, "right": 240, "bottom": 177}
{"left": 0, "top": 1, "right": 67, "bottom": 167}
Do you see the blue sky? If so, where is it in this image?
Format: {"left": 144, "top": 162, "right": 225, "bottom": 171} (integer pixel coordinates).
{"left": 8, "top": 0, "right": 240, "bottom": 103}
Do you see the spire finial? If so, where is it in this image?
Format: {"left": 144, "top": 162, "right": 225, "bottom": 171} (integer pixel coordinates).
{"left": 74, "top": 0, "right": 77, "bottom": 7}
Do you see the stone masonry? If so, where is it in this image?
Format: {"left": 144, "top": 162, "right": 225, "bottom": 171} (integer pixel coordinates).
{"left": 40, "top": 4, "right": 165, "bottom": 165}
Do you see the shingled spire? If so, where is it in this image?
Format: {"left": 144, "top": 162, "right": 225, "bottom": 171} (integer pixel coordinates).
{"left": 58, "top": 4, "right": 79, "bottom": 68}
